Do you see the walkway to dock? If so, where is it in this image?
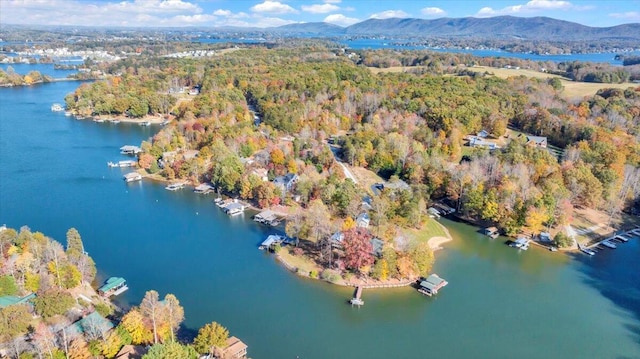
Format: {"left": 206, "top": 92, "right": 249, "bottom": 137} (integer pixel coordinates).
{"left": 350, "top": 280, "right": 415, "bottom": 289}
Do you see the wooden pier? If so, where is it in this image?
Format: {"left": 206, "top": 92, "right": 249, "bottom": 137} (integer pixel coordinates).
{"left": 581, "top": 227, "right": 638, "bottom": 255}
{"left": 350, "top": 287, "right": 364, "bottom": 306}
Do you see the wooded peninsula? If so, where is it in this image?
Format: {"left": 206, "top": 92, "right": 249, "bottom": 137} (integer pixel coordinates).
{"left": 61, "top": 44, "right": 640, "bottom": 288}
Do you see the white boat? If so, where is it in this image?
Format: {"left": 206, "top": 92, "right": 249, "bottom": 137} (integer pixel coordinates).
{"left": 580, "top": 247, "right": 596, "bottom": 256}
{"left": 93, "top": 118, "right": 105, "bottom": 123}
{"left": 107, "top": 161, "right": 118, "bottom": 168}
{"left": 165, "top": 182, "right": 186, "bottom": 191}
{"left": 111, "top": 119, "right": 121, "bottom": 124}
{"left": 51, "top": 103, "right": 64, "bottom": 112}
{"left": 139, "top": 121, "right": 151, "bottom": 126}
{"left": 601, "top": 240, "right": 616, "bottom": 249}
{"left": 64, "top": 111, "right": 72, "bottom": 117}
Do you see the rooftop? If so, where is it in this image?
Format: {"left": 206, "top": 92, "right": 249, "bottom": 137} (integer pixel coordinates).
{"left": 99, "top": 277, "right": 126, "bottom": 293}
{"left": 0, "top": 293, "right": 35, "bottom": 308}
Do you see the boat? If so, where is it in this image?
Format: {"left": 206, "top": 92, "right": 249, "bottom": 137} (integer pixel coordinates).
{"left": 93, "top": 118, "right": 105, "bottom": 123}
{"left": 139, "top": 121, "right": 151, "bottom": 126}
{"left": 601, "top": 240, "right": 616, "bottom": 249}
{"left": 107, "top": 161, "right": 118, "bottom": 168}
{"left": 615, "top": 235, "right": 629, "bottom": 242}
{"left": 111, "top": 119, "right": 120, "bottom": 124}
{"left": 64, "top": 111, "right": 72, "bottom": 117}
{"left": 580, "top": 247, "right": 596, "bottom": 256}
{"left": 165, "top": 182, "right": 186, "bottom": 191}
{"left": 51, "top": 103, "right": 64, "bottom": 112}
{"left": 123, "top": 172, "right": 142, "bottom": 182}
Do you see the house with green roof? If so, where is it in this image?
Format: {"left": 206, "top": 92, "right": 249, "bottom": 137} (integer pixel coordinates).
{"left": 0, "top": 293, "right": 36, "bottom": 308}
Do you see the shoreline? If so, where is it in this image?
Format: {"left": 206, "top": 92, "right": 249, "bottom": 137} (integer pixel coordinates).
{"left": 274, "top": 218, "right": 454, "bottom": 289}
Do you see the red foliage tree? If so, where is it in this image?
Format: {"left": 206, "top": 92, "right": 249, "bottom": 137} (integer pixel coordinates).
{"left": 342, "top": 228, "right": 374, "bottom": 272}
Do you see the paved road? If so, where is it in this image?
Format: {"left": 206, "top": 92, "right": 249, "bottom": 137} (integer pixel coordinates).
{"left": 327, "top": 143, "right": 358, "bottom": 184}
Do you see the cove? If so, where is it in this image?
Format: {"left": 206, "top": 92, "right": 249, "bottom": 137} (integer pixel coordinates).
{"left": 1, "top": 80, "right": 640, "bottom": 358}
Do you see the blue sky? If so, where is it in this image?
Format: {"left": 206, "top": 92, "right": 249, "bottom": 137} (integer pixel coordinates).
{"left": 1, "top": 0, "right": 639, "bottom": 28}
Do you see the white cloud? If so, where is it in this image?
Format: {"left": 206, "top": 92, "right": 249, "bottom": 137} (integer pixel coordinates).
{"left": 609, "top": 11, "right": 640, "bottom": 21}
{"left": 324, "top": 0, "right": 341, "bottom": 3}
{"left": 324, "top": 14, "right": 359, "bottom": 26}
{"left": 250, "top": 1, "right": 297, "bottom": 14}
{"left": 421, "top": 7, "right": 446, "bottom": 17}
{"left": 213, "top": 9, "right": 232, "bottom": 16}
{"left": 370, "top": 10, "right": 409, "bottom": 19}
{"left": 301, "top": 3, "right": 340, "bottom": 14}
{"left": 475, "top": 0, "right": 580, "bottom": 17}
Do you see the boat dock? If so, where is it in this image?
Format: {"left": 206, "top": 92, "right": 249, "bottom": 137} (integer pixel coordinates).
{"left": 254, "top": 209, "right": 281, "bottom": 226}
{"left": 349, "top": 287, "right": 364, "bottom": 306}
{"left": 123, "top": 172, "right": 142, "bottom": 182}
{"left": 165, "top": 182, "right": 186, "bottom": 191}
{"left": 108, "top": 160, "right": 137, "bottom": 168}
{"left": 580, "top": 228, "right": 639, "bottom": 255}
{"left": 417, "top": 274, "right": 448, "bottom": 297}
{"left": 259, "top": 234, "right": 286, "bottom": 250}
{"left": 194, "top": 183, "right": 215, "bottom": 194}
{"left": 120, "top": 145, "right": 142, "bottom": 155}
{"left": 98, "top": 277, "right": 128, "bottom": 297}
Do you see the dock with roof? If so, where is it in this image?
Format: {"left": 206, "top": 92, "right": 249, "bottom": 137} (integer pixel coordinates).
{"left": 254, "top": 209, "right": 281, "bottom": 226}
{"left": 98, "top": 277, "right": 128, "bottom": 297}
{"left": 417, "top": 274, "right": 448, "bottom": 297}
{"left": 0, "top": 293, "right": 36, "bottom": 308}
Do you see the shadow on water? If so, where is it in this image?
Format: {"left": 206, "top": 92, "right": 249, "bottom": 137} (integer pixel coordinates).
{"left": 572, "top": 238, "right": 640, "bottom": 337}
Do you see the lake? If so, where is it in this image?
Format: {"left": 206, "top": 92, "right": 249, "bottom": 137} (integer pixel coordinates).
{"left": 1, "top": 81, "right": 640, "bottom": 358}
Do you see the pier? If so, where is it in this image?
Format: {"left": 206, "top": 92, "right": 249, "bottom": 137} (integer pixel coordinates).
{"left": 350, "top": 287, "right": 364, "bottom": 306}
{"left": 580, "top": 227, "right": 639, "bottom": 255}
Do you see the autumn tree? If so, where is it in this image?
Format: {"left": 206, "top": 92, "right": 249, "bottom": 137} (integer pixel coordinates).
{"left": 142, "top": 341, "right": 198, "bottom": 359}
{"left": 193, "top": 322, "right": 229, "bottom": 355}
{"left": 120, "top": 309, "right": 153, "bottom": 345}
{"left": 140, "top": 290, "right": 163, "bottom": 344}
{"left": 408, "top": 242, "right": 434, "bottom": 277}
{"left": 0, "top": 304, "right": 31, "bottom": 342}
{"left": 32, "top": 288, "right": 75, "bottom": 319}
{"left": 342, "top": 228, "right": 374, "bottom": 274}
{"left": 162, "top": 294, "right": 184, "bottom": 342}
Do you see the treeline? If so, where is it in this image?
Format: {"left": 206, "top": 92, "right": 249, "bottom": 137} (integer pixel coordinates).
{"left": 358, "top": 49, "right": 640, "bottom": 83}
{"left": 0, "top": 68, "right": 51, "bottom": 86}
{"left": 0, "top": 226, "right": 242, "bottom": 359}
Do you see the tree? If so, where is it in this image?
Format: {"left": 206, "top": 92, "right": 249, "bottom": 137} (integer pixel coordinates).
{"left": 162, "top": 294, "right": 184, "bottom": 342}
{"left": 0, "top": 304, "right": 31, "bottom": 342}
{"left": 408, "top": 242, "right": 434, "bottom": 277}
{"left": 65, "top": 228, "right": 84, "bottom": 258}
{"left": 342, "top": 228, "right": 374, "bottom": 274}
{"left": 193, "top": 322, "right": 229, "bottom": 355}
{"left": 32, "top": 322, "right": 56, "bottom": 359}
{"left": 32, "top": 288, "right": 74, "bottom": 319}
{"left": 554, "top": 232, "right": 573, "bottom": 248}
{"left": 0, "top": 274, "right": 18, "bottom": 296}
{"left": 140, "top": 290, "right": 163, "bottom": 344}
{"left": 120, "top": 309, "right": 152, "bottom": 345}
{"left": 68, "top": 338, "right": 91, "bottom": 359}
{"left": 142, "top": 341, "right": 197, "bottom": 359}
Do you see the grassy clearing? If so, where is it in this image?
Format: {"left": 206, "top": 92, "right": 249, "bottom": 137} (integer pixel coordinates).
{"left": 368, "top": 65, "right": 638, "bottom": 99}
{"left": 404, "top": 218, "right": 448, "bottom": 243}
{"left": 278, "top": 247, "right": 321, "bottom": 275}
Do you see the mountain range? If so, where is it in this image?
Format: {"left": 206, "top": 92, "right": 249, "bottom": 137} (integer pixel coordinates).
{"left": 272, "top": 16, "right": 640, "bottom": 41}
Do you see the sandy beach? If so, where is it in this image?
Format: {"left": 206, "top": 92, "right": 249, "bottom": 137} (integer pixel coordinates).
{"left": 428, "top": 236, "right": 452, "bottom": 251}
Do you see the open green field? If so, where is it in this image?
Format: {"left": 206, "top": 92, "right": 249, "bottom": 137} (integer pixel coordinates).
{"left": 368, "top": 65, "right": 638, "bottom": 99}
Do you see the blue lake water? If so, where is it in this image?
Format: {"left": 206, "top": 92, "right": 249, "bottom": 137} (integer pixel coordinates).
{"left": 339, "top": 39, "right": 640, "bottom": 65}
{"left": 1, "top": 81, "right": 640, "bottom": 358}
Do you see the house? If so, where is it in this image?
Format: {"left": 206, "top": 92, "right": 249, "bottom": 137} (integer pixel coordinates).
{"left": 526, "top": 135, "right": 548, "bottom": 148}
{"left": 115, "top": 345, "right": 148, "bottom": 359}
{"left": 183, "top": 149, "right": 199, "bottom": 160}
{"left": 370, "top": 238, "right": 384, "bottom": 257}
{"left": 356, "top": 213, "right": 370, "bottom": 228}
{"left": 0, "top": 293, "right": 35, "bottom": 308}
{"left": 273, "top": 173, "right": 299, "bottom": 193}
{"left": 384, "top": 179, "right": 410, "bottom": 191}
{"left": 220, "top": 336, "right": 248, "bottom": 359}
{"left": 330, "top": 232, "right": 344, "bottom": 248}
{"left": 251, "top": 168, "right": 269, "bottom": 182}
{"left": 64, "top": 311, "right": 114, "bottom": 338}
{"left": 469, "top": 136, "right": 498, "bottom": 150}
{"left": 476, "top": 130, "right": 489, "bottom": 138}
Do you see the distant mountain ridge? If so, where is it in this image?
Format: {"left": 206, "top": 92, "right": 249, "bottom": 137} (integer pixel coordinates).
{"left": 273, "top": 16, "right": 640, "bottom": 41}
